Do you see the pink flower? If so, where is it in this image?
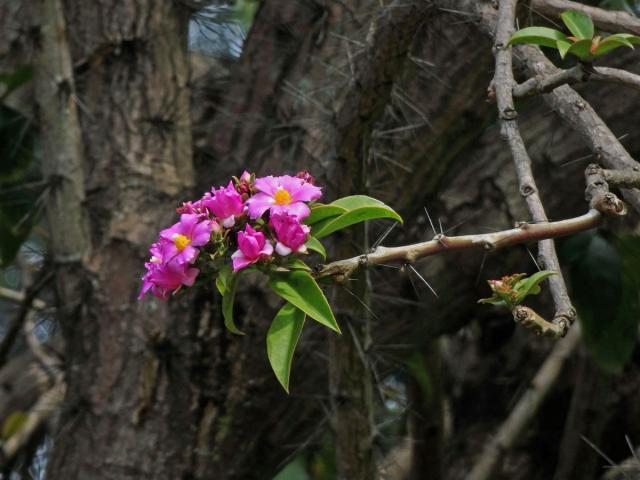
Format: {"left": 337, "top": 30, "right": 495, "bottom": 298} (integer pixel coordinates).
{"left": 231, "top": 225, "right": 273, "bottom": 271}
{"left": 246, "top": 175, "right": 321, "bottom": 220}
{"left": 239, "top": 171, "right": 252, "bottom": 183}
{"left": 138, "top": 241, "right": 199, "bottom": 299}
{"left": 203, "top": 181, "right": 245, "bottom": 228}
{"left": 159, "top": 214, "right": 214, "bottom": 264}
{"left": 270, "top": 213, "right": 310, "bottom": 256}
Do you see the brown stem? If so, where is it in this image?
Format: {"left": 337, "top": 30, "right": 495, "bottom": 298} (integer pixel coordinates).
{"left": 315, "top": 208, "right": 616, "bottom": 281}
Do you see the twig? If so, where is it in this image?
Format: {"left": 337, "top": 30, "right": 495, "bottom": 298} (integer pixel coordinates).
{"left": 513, "top": 64, "right": 588, "bottom": 98}
{"left": 515, "top": 45, "right": 640, "bottom": 213}
{"left": 493, "top": 0, "right": 575, "bottom": 335}
{"left": 592, "top": 67, "right": 640, "bottom": 93}
{"left": 315, "top": 207, "right": 618, "bottom": 281}
{"left": 588, "top": 164, "right": 640, "bottom": 189}
{"left": 0, "top": 287, "right": 47, "bottom": 310}
{"left": 0, "top": 271, "right": 52, "bottom": 370}
{"left": 513, "top": 65, "right": 640, "bottom": 98}
{"left": 530, "top": 0, "right": 640, "bottom": 36}
{"left": 466, "top": 325, "right": 581, "bottom": 480}
{"left": 0, "top": 380, "right": 65, "bottom": 469}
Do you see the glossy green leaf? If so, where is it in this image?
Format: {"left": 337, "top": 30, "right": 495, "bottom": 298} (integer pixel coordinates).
{"left": 216, "top": 264, "right": 232, "bottom": 295}
{"left": 312, "top": 195, "right": 402, "bottom": 239}
{"left": 305, "top": 236, "right": 326, "bottom": 260}
{"left": 268, "top": 270, "right": 340, "bottom": 333}
{"left": 305, "top": 204, "right": 346, "bottom": 226}
{"left": 507, "top": 27, "right": 569, "bottom": 48}
{"left": 267, "top": 302, "right": 306, "bottom": 392}
{"left": 513, "top": 270, "right": 557, "bottom": 304}
{"left": 566, "top": 38, "right": 595, "bottom": 60}
{"left": 562, "top": 232, "right": 637, "bottom": 372}
{"left": 594, "top": 34, "right": 636, "bottom": 56}
{"left": 222, "top": 270, "right": 245, "bottom": 335}
{"left": 556, "top": 39, "right": 572, "bottom": 59}
{"left": 561, "top": 10, "right": 594, "bottom": 40}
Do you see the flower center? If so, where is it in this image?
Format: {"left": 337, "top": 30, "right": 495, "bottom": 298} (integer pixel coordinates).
{"left": 273, "top": 188, "right": 291, "bottom": 206}
{"left": 173, "top": 233, "right": 191, "bottom": 252}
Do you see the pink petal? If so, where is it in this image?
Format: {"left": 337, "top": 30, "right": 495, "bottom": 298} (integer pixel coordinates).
{"left": 280, "top": 176, "right": 322, "bottom": 202}
{"left": 246, "top": 193, "right": 274, "bottom": 219}
{"left": 232, "top": 250, "right": 254, "bottom": 271}
{"left": 271, "top": 202, "right": 310, "bottom": 220}
{"left": 275, "top": 242, "right": 292, "bottom": 256}
{"left": 254, "top": 176, "right": 279, "bottom": 196}
{"left": 191, "top": 220, "right": 213, "bottom": 246}
{"left": 260, "top": 240, "right": 274, "bottom": 257}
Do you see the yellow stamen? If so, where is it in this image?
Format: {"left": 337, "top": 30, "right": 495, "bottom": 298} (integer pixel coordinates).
{"left": 273, "top": 188, "right": 292, "bottom": 206}
{"left": 173, "top": 233, "right": 191, "bottom": 252}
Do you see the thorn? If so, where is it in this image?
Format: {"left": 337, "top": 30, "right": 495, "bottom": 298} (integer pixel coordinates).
{"left": 407, "top": 264, "right": 438, "bottom": 298}
{"left": 423, "top": 206, "right": 437, "bottom": 236}
{"left": 371, "top": 222, "right": 398, "bottom": 251}
{"left": 526, "top": 247, "right": 541, "bottom": 271}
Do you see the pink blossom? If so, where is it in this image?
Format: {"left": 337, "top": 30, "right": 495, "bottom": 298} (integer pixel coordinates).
{"left": 203, "top": 181, "right": 245, "bottom": 228}
{"left": 239, "top": 171, "right": 252, "bottom": 183}
{"left": 138, "top": 241, "right": 200, "bottom": 299}
{"left": 270, "top": 213, "right": 310, "bottom": 256}
{"left": 246, "top": 175, "right": 321, "bottom": 220}
{"left": 231, "top": 225, "right": 273, "bottom": 271}
{"left": 159, "top": 214, "right": 214, "bottom": 264}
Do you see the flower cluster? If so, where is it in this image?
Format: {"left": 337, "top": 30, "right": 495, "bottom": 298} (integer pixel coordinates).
{"left": 139, "top": 172, "right": 321, "bottom": 300}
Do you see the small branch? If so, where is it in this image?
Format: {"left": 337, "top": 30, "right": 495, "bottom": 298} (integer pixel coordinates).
{"left": 0, "top": 380, "right": 65, "bottom": 469}
{"left": 514, "top": 45, "right": 640, "bottom": 213}
{"left": 530, "top": 0, "right": 640, "bottom": 36}
{"left": 592, "top": 67, "right": 640, "bottom": 93}
{"left": 467, "top": 324, "right": 581, "bottom": 480}
{"left": 0, "top": 271, "right": 52, "bottom": 370}
{"left": 513, "top": 64, "right": 588, "bottom": 99}
{"left": 588, "top": 164, "right": 640, "bottom": 189}
{"left": 512, "top": 305, "right": 566, "bottom": 338}
{"left": 315, "top": 208, "right": 617, "bottom": 281}
{"left": 0, "top": 287, "right": 47, "bottom": 310}
{"left": 493, "top": 0, "right": 575, "bottom": 335}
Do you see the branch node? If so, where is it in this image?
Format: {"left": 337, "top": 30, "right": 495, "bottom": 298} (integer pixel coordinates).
{"left": 501, "top": 107, "right": 518, "bottom": 120}
{"left": 519, "top": 184, "right": 536, "bottom": 197}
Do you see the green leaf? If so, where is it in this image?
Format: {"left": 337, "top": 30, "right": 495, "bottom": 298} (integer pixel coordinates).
{"left": 561, "top": 232, "right": 637, "bottom": 372}
{"left": 594, "top": 34, "right": 636, "bottom": 56}
{"left": 222, "top": 270, "right": 245, "bottom": 335}
{"left": 216, "top": 264, "right": 232, "bottom": 295}
{"left": 513, "top": 270, "right": 557, "bottom": 304}
{"left": 561, "top": 10, "right": 594, "bottom": 40}
{"left": 305, "top": 204, "right": 346, "bottom": 226}
{"left": 557, "top": 39, "right": 573, "bottom": 59}
{"left": 268, "top": 270, "right": 340, "bottom": 333}
{"left": 477, "top": 297, "right": 509, "bottom": 309}
{"left": 566, "top": 38, "right": 595, "bottom": 60}
{"left": 267, "top": 303, "right": 306, "bottom": 392}
{"left": 312, "top": 195, "right": 402, "bottom": 239}
{"left": 304, "top": 236, "right": 326, "bottom": 260}
{"left": 507, "top": 27, "right": 569, "bottom": 48}
{"left": 2, "top": 411, "right": 27, "bottom": 440}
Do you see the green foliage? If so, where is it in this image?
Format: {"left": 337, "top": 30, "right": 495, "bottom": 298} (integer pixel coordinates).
{"left": 268, "top": 270, "right": 340, "bottom": 333}
{"left": 508, "top": 9, "right": 640, "bottom": 60}
{"left": 266, "top": 303, "right": 306, "bottom": 392}
{"left": 562, "top": 232, "right": 639, "bottom": 372}
{"left": 304, "top": 236, "right": 326, "bottom": 260}
{"left": 307, "top": 195, "right": 402, "bottom": 239}
{"left": 478, "top": 271, "right": 557, "bottom": 310}
{"left": 1, "top": 411, "right": 27, "bottom": 440}
{"left": 220, "top": 266, "right": 246, "bottom": 335}
{"left": 561, "top": 10, "right": 594, "bottom": 39}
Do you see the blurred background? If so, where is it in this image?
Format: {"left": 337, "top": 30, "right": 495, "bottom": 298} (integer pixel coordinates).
{"left": 1, "top": 0, "right": 640, "bottom": 479}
